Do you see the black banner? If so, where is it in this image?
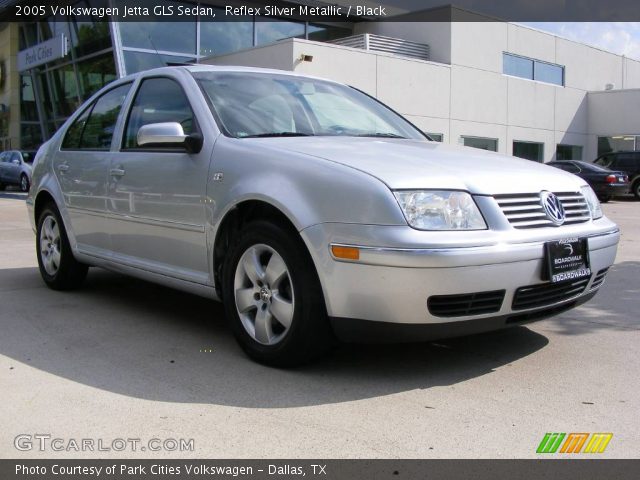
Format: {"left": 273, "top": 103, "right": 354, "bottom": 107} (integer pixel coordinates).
{"left": 3, "top": 0, "right": 640, "bottom": 22}
{"left": 1, "top": 460, "right": 639, "bottom": 480}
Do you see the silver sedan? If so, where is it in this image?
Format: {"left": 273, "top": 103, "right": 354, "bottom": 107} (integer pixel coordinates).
{"left": 26, "top": 66, "right": 619, "bottom": 366}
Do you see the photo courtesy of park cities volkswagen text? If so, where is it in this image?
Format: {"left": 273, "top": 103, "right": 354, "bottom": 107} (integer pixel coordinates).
{"left": 0, "top": 0, "right": 639, "bottom": 479}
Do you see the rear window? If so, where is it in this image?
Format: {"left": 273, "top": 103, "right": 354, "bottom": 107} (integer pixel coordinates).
{"left": 62, "top": 83, "right": 132, "bottom": 150}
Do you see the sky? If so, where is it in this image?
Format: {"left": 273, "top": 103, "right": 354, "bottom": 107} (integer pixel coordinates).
{"left": 522, "top": 23, "right": 640, "bottom": 61}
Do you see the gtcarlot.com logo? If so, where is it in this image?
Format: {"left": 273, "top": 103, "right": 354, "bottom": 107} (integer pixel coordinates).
{"left": 14, "top": 434, "right": 195, "bottom": 452}
{"left": 536, "top": 432, "right": 612, "bottom": 454}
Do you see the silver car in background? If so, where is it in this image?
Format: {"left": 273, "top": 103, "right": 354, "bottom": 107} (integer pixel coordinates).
{"left": 27, "top": 66, "right": 619, "bottom": 366}
{"left": 0, "top": 150, "right": 34, "bottom": 192}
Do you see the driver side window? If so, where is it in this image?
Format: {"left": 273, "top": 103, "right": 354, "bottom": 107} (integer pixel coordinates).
{"left": 123, "top": 77, "right": 195, "bottom": 149}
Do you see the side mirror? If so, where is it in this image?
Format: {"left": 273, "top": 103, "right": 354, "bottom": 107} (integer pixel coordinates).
{"left": 136, "top": 122, "right": 203, "bottom": 154}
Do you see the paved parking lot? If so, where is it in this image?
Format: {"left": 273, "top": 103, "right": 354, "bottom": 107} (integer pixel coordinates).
{"left": 0, "top": 190, "right": 638, "bottom": 458}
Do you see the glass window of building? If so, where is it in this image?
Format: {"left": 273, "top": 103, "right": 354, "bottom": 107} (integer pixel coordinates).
{"left": 48, "top": 64, "right": 81, "bottom": 119}
{"left": 503, "top": 53, "right": 564, "bottom": 86}
{"left": 307, "top": 24, "right": 352, "bottom": 42}
{"left": 199, "top": 9, "right": 253, "bottom": 57}
{"left": 426, "top": 133, "right": 443, "bottom": 142}
{"left": 20, "top": 75, "right": 39, "bottom": 122}
{"left": 116, "top": 0, "right": 197, "bottom": 55}
{"left": 462, "top": 136, "right": 498, "bottom": 152}
{"left": 256, "top": 19, "right": 306, "bottom": 45}
{"left": 556, "top": 144, "right": 584, "bottom": 160}
{"left": 597, "top": 135, "right": 637, "bottom": 156}
{"left": 123, "top": 51, "right": 195, "bottom": 74}
{"left": 124, "top": 78, "right": 195, "bottom": 148}
{"left": 77, "top": 52, "right": 117, "bottom": 99}
{"left": 513, "top": 141, "right": 543, "bottom": 162}
{"left": 503, "top": 54, "right": 533, "bottom": 80}
{"left": 534, "top": 61, "right": 564, "bottom": 86}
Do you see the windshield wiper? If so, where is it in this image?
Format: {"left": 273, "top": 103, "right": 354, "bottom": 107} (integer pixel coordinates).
{"left": 243, "top": 132, "right": 313, "bottom": 138}
{"left": 355, "top": 133, "right": 407, "bottom": 139}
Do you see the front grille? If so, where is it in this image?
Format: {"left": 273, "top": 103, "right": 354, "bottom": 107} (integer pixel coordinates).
{"left": 494, "top": 192, "right": 591, "bottom": 228}
{"left": 512, "top": 278, "right": 590, "bottom": 310}
{"left": 590, "top": 268, "right": 609, "bottom": 291}
{"left": 428, "top": 290, "right": 505, "bottom": 317}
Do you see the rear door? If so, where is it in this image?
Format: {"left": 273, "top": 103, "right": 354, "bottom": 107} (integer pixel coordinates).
{"left": 53, "top": 82, "right": 132, "bottom": 254}
{"left": 105, "top": 74, "right": 214, "bottom": 284}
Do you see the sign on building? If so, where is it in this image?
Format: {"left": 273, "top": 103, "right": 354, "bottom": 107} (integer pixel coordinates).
{"left": 17, "top": 35, "right": 68, "bottom": 72}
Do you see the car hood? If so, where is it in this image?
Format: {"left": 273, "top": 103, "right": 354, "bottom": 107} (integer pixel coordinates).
{"left": 249, "top": 137, "right": 586, "bottom": 195}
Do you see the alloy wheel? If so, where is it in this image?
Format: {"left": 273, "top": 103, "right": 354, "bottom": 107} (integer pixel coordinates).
{"left": 233, "top": 244, "right": 295, "bottom": 346}
{"left": 40, "top": 215, "right": 62, "bottom": 276}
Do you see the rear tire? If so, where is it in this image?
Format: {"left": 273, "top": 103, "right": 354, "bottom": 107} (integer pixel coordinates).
{"left": 633, "top": 180, "right": 640, "bottom": 200}
{"left": 598, "top": 195, "right": 611, "bottom": 203}
{"left": 36, "top": 204, "right": 88, "bottom": 290}
{"left": 222, "top": 220, "right": 333, "bottom": 367}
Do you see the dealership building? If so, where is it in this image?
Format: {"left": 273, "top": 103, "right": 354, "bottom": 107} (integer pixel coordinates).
{"left": 1, "top": 1, "right": 640, "bottom": 163}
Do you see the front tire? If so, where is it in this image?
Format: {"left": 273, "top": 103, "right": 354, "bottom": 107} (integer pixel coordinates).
{"left": 222, "top": 221, "right": 333, "bottom": 367}
{"left": 36, "top": 204, "right": 88, "bottom": 290}
{"left": 20, "top": 174, "right": 30, "bottom": 192}
{"left": 633, "top": 181, "right": 640, "bottom": 200}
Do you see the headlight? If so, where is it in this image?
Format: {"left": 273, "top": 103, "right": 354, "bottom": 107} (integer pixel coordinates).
{"left": 581, "top": 185, "right": 603, "bottom": 220}
{"left": 394, "top": 190, "right": 487, "bottom": 230}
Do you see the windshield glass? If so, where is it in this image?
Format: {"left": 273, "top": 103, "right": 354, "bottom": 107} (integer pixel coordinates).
{"left": 192, "top": 71, "right": 426, "bottom": 140}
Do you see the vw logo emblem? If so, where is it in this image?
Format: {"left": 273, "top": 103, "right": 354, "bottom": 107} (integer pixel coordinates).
{"left": 540, "top": 191, "right": 565, "bottom": 226}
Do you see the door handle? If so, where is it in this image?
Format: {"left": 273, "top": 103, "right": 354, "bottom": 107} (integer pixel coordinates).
{"left": 110, "top": 168, "right": 125, "bottom": 177}
{"left": 57, "top": 164, "right": 69, "bottom": 173}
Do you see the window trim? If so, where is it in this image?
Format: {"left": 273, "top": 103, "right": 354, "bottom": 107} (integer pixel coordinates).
{"left": 120, "top": 75, "right": 201, "bottom": 153}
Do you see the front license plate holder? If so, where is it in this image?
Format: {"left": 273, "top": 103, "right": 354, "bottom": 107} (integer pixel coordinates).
{"left": 544, "top": 238, "right": 591, "bottom": 283}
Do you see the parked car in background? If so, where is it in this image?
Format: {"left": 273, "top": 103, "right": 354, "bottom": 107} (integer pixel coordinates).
{"left": 0, "top": 150, "right": 34, "bottom": 192}
{"left": 593, "top": 151, "right": 640, "bottom": 199}
{"left": 548, "top": 160, "right": 629, "bottom": 202}
{"left": 26, "top": 66, "right": 620, "bottom": 366}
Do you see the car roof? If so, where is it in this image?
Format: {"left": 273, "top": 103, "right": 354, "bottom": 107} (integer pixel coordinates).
{"left": 119, "top": 64, "right": 341, "bottom": 86}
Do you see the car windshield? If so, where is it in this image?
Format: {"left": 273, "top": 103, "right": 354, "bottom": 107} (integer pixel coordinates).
{"left": 192, "top": 71, "right": 425, "bottom": 140}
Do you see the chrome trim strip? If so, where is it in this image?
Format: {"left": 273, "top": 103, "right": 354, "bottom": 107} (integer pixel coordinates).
{"left": 66, "top": 206, "right": 205, "bottom": 233}
{"left": 329, "top": 228, "right": 620, "bottom": 267}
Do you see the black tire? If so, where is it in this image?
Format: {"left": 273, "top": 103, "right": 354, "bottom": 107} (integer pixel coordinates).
{"left": 36, "top": 204, "right": 88, "bottom": 290}
{"left": 598, "top": 195, "right": 611, "bottom": 203}
{"left": 20, "top": 174, "right": 30, "bottom": 192}
{"left": 633, "top": 181, "right": 640, "bottom": 200}
{"left": 222, "top": 220, "right": 333, "bottom": 367}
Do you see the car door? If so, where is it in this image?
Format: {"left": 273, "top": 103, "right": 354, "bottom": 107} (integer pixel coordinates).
{"left": 106, "top": 75, "right": 213, "bottom": 284}
{"left": 53, "top": 82, "right": 133, "bottom": 254}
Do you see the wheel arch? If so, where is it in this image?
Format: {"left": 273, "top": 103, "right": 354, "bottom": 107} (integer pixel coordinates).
{"left": 212, "top": 199, "right": 320, "bottom": 300}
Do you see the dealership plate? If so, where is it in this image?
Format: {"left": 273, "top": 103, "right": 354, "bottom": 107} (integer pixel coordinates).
{"left": 545, "top": 238, "right": 591, "bottom": 283}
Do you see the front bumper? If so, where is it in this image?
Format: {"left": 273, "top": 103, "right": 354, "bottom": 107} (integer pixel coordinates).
{"left": 301, "top": 219, "right": 619, "bottom": 336}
